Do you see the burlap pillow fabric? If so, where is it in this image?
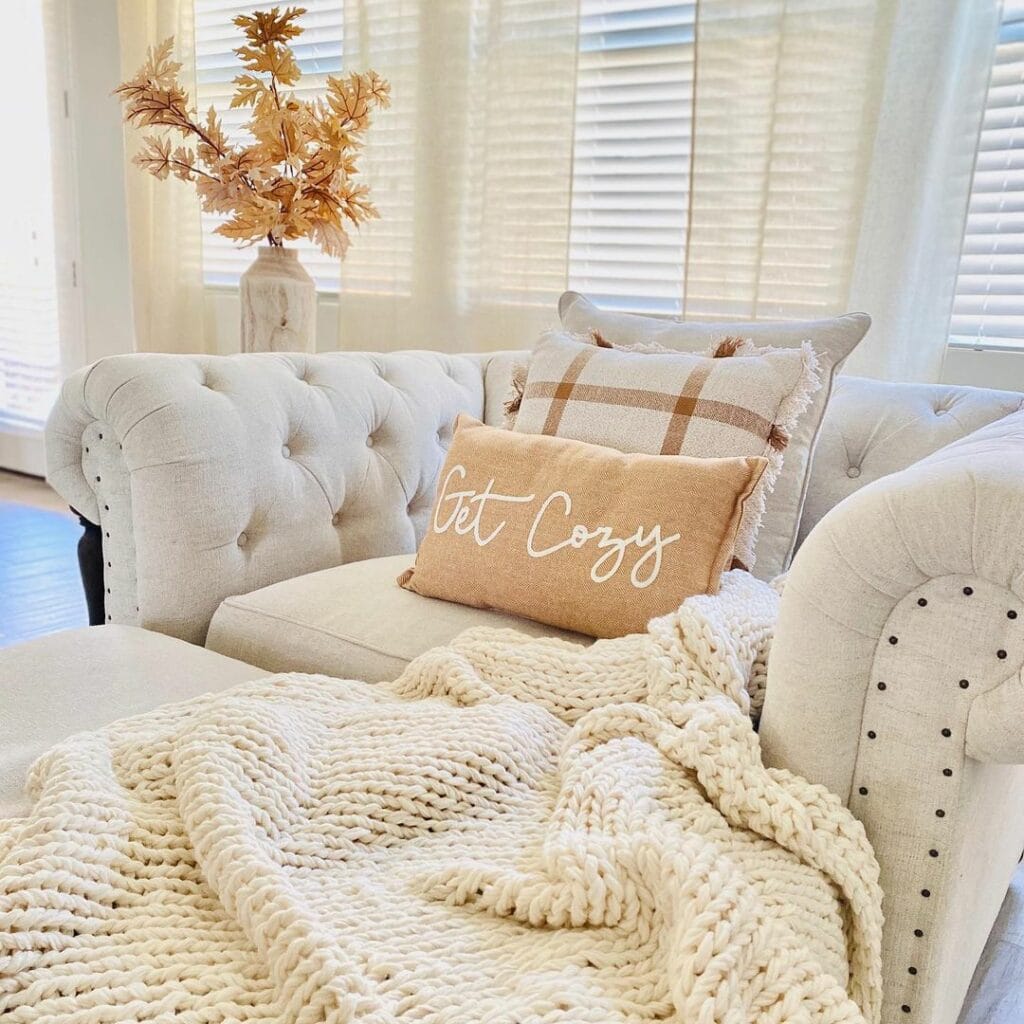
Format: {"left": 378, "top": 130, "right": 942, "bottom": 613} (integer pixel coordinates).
{"left": 398, "top": 416, "right": 766, "bottom": 638}
{"left": 557, "top": 291, "right": 870, "bottom": 579}
{"left": 511, "top": 330, "right": 820, "bottom": 571}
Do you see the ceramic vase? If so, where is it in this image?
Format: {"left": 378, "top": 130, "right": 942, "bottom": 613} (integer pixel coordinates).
{"left": 239, "top": 245, "right": 316, "bottom": 352}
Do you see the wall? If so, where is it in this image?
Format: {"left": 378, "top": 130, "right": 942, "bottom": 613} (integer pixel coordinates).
{"left": 67, "top": 0, "right": 134, "bottom": 366}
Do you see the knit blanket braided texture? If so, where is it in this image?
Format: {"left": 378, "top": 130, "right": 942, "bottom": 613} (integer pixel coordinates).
{"left": 0, "top": 571, "right": 883, "bottom": 1024}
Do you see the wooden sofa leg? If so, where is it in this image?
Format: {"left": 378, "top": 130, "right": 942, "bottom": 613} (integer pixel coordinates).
{"left": 74, "top": 510, "right": 105, "bottom": 626}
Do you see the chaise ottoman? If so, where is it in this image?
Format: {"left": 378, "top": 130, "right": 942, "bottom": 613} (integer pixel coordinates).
{"left": 0, "top": 625, "right": 264, "bottom": 819}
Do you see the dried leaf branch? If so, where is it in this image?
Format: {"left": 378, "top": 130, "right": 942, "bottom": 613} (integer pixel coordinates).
{"left": 115, "top": 6, "right": 390, "bottom": 257}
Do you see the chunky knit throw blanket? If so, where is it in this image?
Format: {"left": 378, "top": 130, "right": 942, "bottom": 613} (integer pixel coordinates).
{"left": 0, "top": 571, "right": 882, "bottom": 1024}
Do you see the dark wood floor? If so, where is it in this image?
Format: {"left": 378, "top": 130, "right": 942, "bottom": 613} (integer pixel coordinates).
{"left": 0, "top": 472, "right": 87, "bottom": 647}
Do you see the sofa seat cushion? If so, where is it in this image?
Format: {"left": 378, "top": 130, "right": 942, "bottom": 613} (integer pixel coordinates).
{"left": 1, "top": 625, "right": 263, "bottom": 819}
{"left": 206, "top": 554, "right": 590, "bottom": 680}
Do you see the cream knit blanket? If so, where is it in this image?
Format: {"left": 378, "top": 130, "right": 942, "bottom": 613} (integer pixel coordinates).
{"left": 0, "top": 571, "right": 882, "bottom": 1024}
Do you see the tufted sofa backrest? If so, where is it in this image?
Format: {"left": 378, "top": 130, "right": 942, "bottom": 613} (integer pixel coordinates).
{"left": 798, "top": 376, "right": 1024, "bottom": 547}
{"left": 47, "top": 351, "right": 488, "bottom": 643}
{"left": 47, "top": 349, "right": 1024, "bottom": 644}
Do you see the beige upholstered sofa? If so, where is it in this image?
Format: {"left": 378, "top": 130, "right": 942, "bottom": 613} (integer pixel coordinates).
{"left": 33, "top": 349, "right": 1024, "bottom": 1023}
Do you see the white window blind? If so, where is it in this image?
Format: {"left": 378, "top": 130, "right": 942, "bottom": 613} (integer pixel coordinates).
{"left": 568, "top": 1, "right": 694, "bottom": 315}
{"left": 0, "top": 0, "right": 64, "bottom": 436}
{"left": 951, "top": 0, "right": 1024, "bottom": 349}
{"left": 194, "top": 0, "right": 344, "bottom": 289}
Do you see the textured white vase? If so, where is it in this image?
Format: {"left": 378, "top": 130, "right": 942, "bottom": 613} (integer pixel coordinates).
{"left": 239, "top": 246, "right": 316, "bottom": 353}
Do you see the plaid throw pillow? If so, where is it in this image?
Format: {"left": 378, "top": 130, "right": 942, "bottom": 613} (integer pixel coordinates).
{"left": 511, "top": 330, "right": 820, "bottom": 570}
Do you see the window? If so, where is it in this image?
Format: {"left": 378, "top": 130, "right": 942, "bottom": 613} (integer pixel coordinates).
{"left": 0, "top": 0, "right": 66, "bottom": 441}
{"left": 951, "top": 0, "right": 1024, "bottom": 349}
{"left": 568, "top": 1, "right": 694, "bottom": 314}
{"left": 196, "top": 0, "right": 697, "bottom": 302}
{"left": 195, "top": 0, "right": 344, "bottom": 288}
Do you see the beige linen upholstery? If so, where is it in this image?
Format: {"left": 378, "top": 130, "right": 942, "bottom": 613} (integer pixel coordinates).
{"left": 46, "top": 351, "right": 489, "bottom": 644}
{"left": 0, "top": 626, "right": 263, "bottom": 819}
{"left": 206, "top": 554, "right": 587, "bottom": 679}
{"left": 799, "top": 375, "right": 1024, "bottom": 547}
{"left": 761, "top": 410, "right": 1024, "bottom": 1024}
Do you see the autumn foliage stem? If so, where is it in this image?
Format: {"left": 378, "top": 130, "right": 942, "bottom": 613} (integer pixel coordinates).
{"left": 114, "top": 5, "right": 389, "bottom": 257}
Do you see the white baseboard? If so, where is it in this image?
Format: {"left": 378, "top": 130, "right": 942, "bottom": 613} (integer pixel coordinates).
{"left": 0, "top": 430, "right": 46, "bottom": 477}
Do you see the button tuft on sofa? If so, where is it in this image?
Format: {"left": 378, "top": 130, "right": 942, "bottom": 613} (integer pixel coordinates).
{"left": 846, "top": 466, "right": 861, "bottom": 478}
{"left": 237, "top": 531, "right": 248, "bottom": 547}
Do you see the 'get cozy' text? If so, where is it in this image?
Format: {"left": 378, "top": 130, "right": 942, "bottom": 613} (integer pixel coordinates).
{"left": 433, "top": 465, "right": 680, "bottom": 589}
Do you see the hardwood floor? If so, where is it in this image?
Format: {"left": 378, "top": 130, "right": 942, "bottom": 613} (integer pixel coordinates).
{"left": 0, "top": 471, "right": 88, "bottom": 647}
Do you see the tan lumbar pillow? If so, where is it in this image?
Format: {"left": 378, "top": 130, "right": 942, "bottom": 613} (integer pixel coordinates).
{"left": 398, "top": 415, "right": 766, "bottom": 638}
{"left": 508, "top": 329, "right": 820, "bottom": 571}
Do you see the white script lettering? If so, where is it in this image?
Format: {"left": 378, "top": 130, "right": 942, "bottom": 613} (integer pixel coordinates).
{"left": 434, "top": 468, "right": 680, "bottom": 589}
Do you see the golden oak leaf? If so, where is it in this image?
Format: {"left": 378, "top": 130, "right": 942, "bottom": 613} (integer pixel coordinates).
{"left": 133, "top": 135, "right": 173, "bottom": 179}
{"left": 170, "top": 145, "right": 196, "bottom": 181}
{"left": 230, "top": 73, "right": 265, "bottom": 108}
{"left": 233, "top": 8, "right": 306, "bottom": 48}
{"left": 234, "top": 43, "right": 300, "bottom": 86}
{"left": 310, "top": 217, "right": 350, "bottom": 258}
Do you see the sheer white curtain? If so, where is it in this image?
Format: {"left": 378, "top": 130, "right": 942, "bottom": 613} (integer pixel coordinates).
{"left": 844, "top": 0, "right": 1001, "bottom": 380}
{"left": 118, "top": 0, "right": 1000, "bottom": 377}
{"left": 118, "top": 0, "right": 209, "bottom": 354}
{"left": 335, "top": 0, "right": 581, "bottom": 351}
{"left": 684, "top": 0, "right": 998, "bottom": 382}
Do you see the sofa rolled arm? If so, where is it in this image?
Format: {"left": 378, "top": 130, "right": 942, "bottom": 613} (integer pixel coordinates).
{"left": 45, "top": 351, "right": 487, "bottom": 644}
{"left": 761, "top": 408, "right": 1024, "bottom": 1024}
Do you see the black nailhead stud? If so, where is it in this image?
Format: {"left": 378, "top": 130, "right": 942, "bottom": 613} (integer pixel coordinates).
{"left": 959, "top": 679, "right": 969, "bottom": 689}
{"left": 909, "top": 966, "right": 918, "bottom": 975}
{"left": 917, "top": 598, "right": 927, "bottom": 606}
{"left": 997, "top": 649, "right": 1008, "bottom": 659}
{"left": 888, "top": 636, "right": 898, "bottom": 645}
{"left": 867, "top": 730, "right": 877, "bottom": 739}
{"left": 929, "top": 849, "right": 938, "bottom": 858}
{"left": 936, "top": 809, "right": 946, "bottom": 818}
{"left": 921, "top": 889, "right": 930, "bottom": 898}
{"left": 1009, "top": 610, "right": 1018, "bottom": 620}
{"left": 902, "top": 1005, "right": 911, "bottom": 1014}
{"left": 941, "top": 728, "right": 952, "bottom": 737}
{"left": 963, "top": 586, "right": 973, "bottom": 595}
{"left": 878, "top": 682, "right": 887, "bottom": 691}
{"left": 914, "top": 928, "right": 924, "bottom": 937}
{"left": 943, "top": 768, "right": 952, "bottom": 777}
{"left": 859, "top": 786, "right": 868, "bottom": 796}
{"left": 95, "top": 475, "right": 101, "bottom": 482}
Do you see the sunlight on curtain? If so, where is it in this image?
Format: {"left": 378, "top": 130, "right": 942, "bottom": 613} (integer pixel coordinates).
{"left": 335, "top": 0, "right": 580, "bottom": 351}
{"left": 685, "top": 0, "right": 886, "bottom": 323}
{"left": 0, "top": 1, "right": 62, "bottom": 433}
{"left": 118, "top": 0, "right": 208, "bottom": 353}
{"left": 127, "top": 0, "right": 996, "bottom": 375}
{"left": 845, "top": 0, "right": 1000, "bottom": 380}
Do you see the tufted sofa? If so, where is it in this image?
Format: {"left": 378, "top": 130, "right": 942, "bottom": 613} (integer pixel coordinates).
{"left": 37, "top": 349, "right": 1024, "bottom": 1024}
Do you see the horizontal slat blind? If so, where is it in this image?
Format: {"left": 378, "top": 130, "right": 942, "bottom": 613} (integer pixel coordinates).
{"left": 194, "top": 0, "right": 344, "bottom": 289}
{"left": 0, "top": 0, "right": 62, "bottom": 433}
{"left": 568, "top": 1, "right": 695, "bottom": 314}
{"left": 951, "top": 0, "right": 1024, "bottom": 348}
